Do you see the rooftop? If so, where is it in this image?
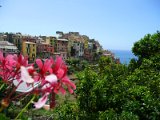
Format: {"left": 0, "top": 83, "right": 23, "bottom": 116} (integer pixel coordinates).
{"left": 0, "top": 41, "right": 14, "bottom": 46}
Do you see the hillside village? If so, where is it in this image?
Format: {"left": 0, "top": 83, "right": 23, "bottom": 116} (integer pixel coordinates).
{"left": 0, "top": 31, "right": 119, "bottom": 63}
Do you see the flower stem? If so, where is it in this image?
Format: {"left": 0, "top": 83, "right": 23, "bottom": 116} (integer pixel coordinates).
{"left": 0, "top": 106, "right": 4, "bottom": 112}
{"left": 50, "top": 91, "right": 55, "bottom": 109}
{"left": 7, "top": 81, "right": 22, "bottom": 99}
{"left": 0, "top": 83, "right": 5, "bottom": 91}
{"left": 14, "top": 95, "right": 36, "bottom": 120}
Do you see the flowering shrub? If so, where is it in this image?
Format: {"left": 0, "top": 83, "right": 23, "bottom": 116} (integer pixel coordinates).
{"left": 0, "top": 51, "right": 76, "bottom": 112}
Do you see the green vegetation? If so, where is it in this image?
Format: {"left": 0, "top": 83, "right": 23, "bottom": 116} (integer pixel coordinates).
{"left": 1, "top": 31, "right": 160, "bottom": 119}
{"left": 66, "top": 58, "right": 89, "bottom": 74}
{"left": 52, "top": 31, "right": 160, "bottom": 119}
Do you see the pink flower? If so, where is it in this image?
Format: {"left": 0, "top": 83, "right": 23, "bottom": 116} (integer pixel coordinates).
{"left": 62, "top": 76, "right": 76, "bottom": 93}
{"left": 16, "top": 54, "right": 29, "bottom": 69}
{"left": 51, "top": 56, "right": 76, "bottom": 94}
{"left": 34, "top": 93, "right": 49, "bottom": 109}
{"left": 45, "top": 74, "right": 58, "bottom": 83}
{"left": 33, "top": 56, "right": 76, "bottom": 109}
{"left": 0, "top": 51, "right": 76, "bottom": 110}
{"left": 0, "top": 51, "right": 18, "bottom": 82}
{"left": 52, "top": 56, "right": 63, "bottom": 74}
{"left": 35, "top": 58, "right": 53, "bottom": 83}
{"left": 41, "top": 74, "right": 58, "bottom": 91}
{"left": 20, "top": 66, "right": 34, "bottom": 83}
{"left": 54, "top": 76, "right": 76, "bottom": 94}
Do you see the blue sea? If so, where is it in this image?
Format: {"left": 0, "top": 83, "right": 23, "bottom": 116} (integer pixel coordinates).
{"left": 110, "top": 50, "right": 137, "bottom": 64}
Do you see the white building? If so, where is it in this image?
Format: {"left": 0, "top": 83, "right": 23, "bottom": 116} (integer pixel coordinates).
{"left": 0, "top": 41, "right": 19, "bottom": 55}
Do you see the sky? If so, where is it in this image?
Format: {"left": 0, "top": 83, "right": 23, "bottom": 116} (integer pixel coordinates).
{"left": 0, "top": 0, "right": 160, "bottom": 50}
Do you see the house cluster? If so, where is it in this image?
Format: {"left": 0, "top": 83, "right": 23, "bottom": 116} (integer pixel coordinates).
{"left": 0, "top": 32, "right": 106, "bottom": 62}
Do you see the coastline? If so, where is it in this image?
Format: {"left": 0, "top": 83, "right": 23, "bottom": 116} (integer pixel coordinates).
{"left": 110, "top": 49, "right": 137, "bottom": 64}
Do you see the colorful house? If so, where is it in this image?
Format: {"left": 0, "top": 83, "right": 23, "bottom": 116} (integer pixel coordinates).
{"left": 22, "top": 41, "right": 36, "bottom": 61}
{"left": 37, "top": 43, "right": 54, "bottom": 58}
{"left": 54, "top": 38, "right": 68, "bottom": 60}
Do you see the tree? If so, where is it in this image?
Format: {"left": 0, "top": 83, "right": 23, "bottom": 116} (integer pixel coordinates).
{"left": 53, "top": 31, "right": 160, "bottom": 119}
{"left": 132, "top": 31, "right": 160, "bottom": 59}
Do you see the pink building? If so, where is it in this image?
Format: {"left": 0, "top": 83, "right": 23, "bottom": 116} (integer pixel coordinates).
{"left": 37, "top": 43, "right": 54, "bottom": 58}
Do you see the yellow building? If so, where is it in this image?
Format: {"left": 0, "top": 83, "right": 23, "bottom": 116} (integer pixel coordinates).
{"left": 45, "top": 36, "right": 55, "bottom": 45}
{"left": 22, "top": 41, "right": 36, "bottom": 61}
{"left": 44, "top": 37, "right": 50, "bottom": 44}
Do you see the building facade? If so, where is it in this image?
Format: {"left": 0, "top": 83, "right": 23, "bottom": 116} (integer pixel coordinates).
{"left": 0, "top": 41, "right": 19, "bottom": 56}
{"left": 22, "top": 41, "right": 36, "bottom": 61}
{"left": 54, "top": 38, "right": 68, "bottom": 60}
{"left": 37, "top": 43, "right": 54, "bottom": 58}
